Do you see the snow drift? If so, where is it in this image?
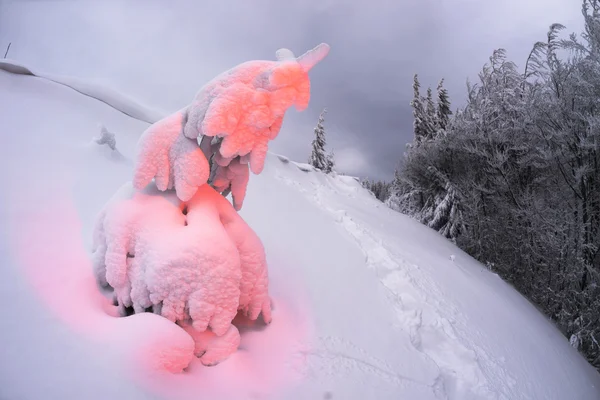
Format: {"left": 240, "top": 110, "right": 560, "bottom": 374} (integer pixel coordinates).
{"left": 0, "top": 59, "right": 164, "bottom": 123}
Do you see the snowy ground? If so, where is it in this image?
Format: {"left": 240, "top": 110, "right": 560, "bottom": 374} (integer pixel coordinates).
{"left": 1, "top": 69, "right": 600, "bottom": 400}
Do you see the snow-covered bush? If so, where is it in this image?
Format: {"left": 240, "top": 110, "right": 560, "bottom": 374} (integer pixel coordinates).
{"left": 92, "top": 44, "right": 329, "bottom": 367}
{"left": 92, "top": 183, "right": 272, "bottom": 365}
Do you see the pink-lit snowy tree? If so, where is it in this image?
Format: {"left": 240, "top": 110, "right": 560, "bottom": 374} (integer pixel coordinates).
{"left": 91, "top": 43, "right": 330, "bottom": 366}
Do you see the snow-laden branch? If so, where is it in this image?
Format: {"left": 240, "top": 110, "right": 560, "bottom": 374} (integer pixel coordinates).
{"left": 133, "top": 44, "right": 330, "bottom": 205}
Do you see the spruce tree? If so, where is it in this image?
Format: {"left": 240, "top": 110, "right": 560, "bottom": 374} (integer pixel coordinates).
{"left": 410, "top": 75, "right": 427, "bottom": 143}
{"left": 425, "top": 87, "right": 437, "bottom": 139}
{"left": 325, "top": 149, "right": 335, "bottom": 174}
{"left": 309, "top": 109, "right": 329, "bottom": 171}
{"left": 436, "top": 79, "right": 452, "bottom": 133}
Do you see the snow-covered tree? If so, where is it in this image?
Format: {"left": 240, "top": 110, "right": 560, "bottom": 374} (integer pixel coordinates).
{"left": 326, "top": 149, "right": 335, "bottom": 174}
{"left": 385, "top": 170, "right": 403, "bottom": 211}
{"left": 93, "top": 44, "right": 330, "bottom": 369}
{"left": 421, "top": 166, "right": 463, "bottom": 242}
{"left": 388, "top": 77, "right": 454, "bottom": 219}
{"left": 390, "top": 0, "right": 600, "bottom": 371}
{"left": 309, "top": 109, "right": 335, "bottom": 173}
{"left": 424, "top": 87, "right": 438, "bottom": 137}
{"left": 436, "top": 79, "right": 452, "bottom": 134}
{"left": 410, "top": 74, "right": 427, "bottom": 143}
{"left": 134, "top": 43, "right": 331, "bottom": 208}
{"left": 410, "top": 75, "right": 447, "bottom": 144}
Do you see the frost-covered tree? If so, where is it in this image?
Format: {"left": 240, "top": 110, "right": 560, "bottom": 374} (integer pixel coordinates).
{"left": 385, "top": 169, "right": 403, "bottom": 210}
{"left": 436, "top": 79, "right": 452, "bottom": 134}
{"left": 388, "top": 76, "right": 454, "bottom": 218}
{"left": 309, "top": 109, "right": 335, "bottom": 173}
{"left": 93, "top": 44, "right": 330, "bottom": 369}
{"left": 413, "top": 165, "right": 464, "bottom": 242}
{"left": 362, "top": 179, "right": 392, "bottom": 202}
{"left": 326, "top": 149, "right": 335, "bottom": 174}
{"left": 410, "top": 74, "right": 428, "bottom": 143}
{"left": 410, "top": 75, "right": 447, "bottom": 144}
{"left": 135, "top": 43, "right": 331, "bottom": 209}
{"left": 390, "top": 1, "right": 600, "bottom": 371}
{"left": 424, "top": 87, "right": 438, "bottom": 137}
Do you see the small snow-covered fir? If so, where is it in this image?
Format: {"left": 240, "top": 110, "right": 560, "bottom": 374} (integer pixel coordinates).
{"left": 94, "top": 44, "right": 329, "bottom": 367}
{"left": 309, "top": 109, "right": 335, "bottom": 173}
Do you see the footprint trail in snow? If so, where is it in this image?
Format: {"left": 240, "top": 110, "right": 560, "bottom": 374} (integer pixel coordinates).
{"left": 274, "top": 164, "right": 515, "bottom": 400}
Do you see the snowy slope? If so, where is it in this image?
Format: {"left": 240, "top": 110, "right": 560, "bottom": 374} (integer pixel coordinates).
{"left": 0, "top": 59, "right": 164, "bottom": 123}
{"left": 1, "top": 69, "right": 600, "bottom": 400}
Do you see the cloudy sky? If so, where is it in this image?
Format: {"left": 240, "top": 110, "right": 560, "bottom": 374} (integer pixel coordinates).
{"left": 0, "top": 0, "right": 584, "bottom": 179}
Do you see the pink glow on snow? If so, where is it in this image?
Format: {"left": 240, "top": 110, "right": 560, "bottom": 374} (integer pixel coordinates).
{"left": 7, "top": 181, "right": 196, "bottom": 370}
{"left": 133, "top": 109, "right": 210, "bottom": 201}
{"left": 7, "top": 179, "right": 313, "bottom": 398}
{"left": 139, "top": 297, "right": 313, "bottom": 400}
{"left": 9, "top": 181, "right": 111, "bottom": 336}
{"left": 4, "top": 44, "right": 329, "bottom": 397}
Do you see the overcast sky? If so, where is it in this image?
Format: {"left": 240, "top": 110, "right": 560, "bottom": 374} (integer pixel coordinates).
{"left": 0, "top": 0, "right": 584, "bottom": 179}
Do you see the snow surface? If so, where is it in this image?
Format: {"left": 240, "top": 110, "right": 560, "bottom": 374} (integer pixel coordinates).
{"left": 1, "top": 69, "right": 600, "bottom": 400}
{"left": 0, "top": 59, "right": 164, "bottom": 123}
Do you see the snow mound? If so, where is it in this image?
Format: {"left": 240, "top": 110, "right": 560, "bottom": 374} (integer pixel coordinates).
{"left": 114, "top": 313, "right": 196, "bottom": 374}
{"left": 277, "top": 154, "right": 290, "bottom": 163}
{"left": 294, "top": 162, "right": 314, "bottom": 172}
{"left": 92, "top": 182, "right": 271, "bottom": 365}
{"left": 0, "top": 59, "right": 164, "bottom": 124}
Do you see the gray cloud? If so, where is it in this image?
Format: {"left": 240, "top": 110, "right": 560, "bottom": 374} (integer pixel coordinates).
{"left": 0, "top": 0, "right": 584, "bottom": 179}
